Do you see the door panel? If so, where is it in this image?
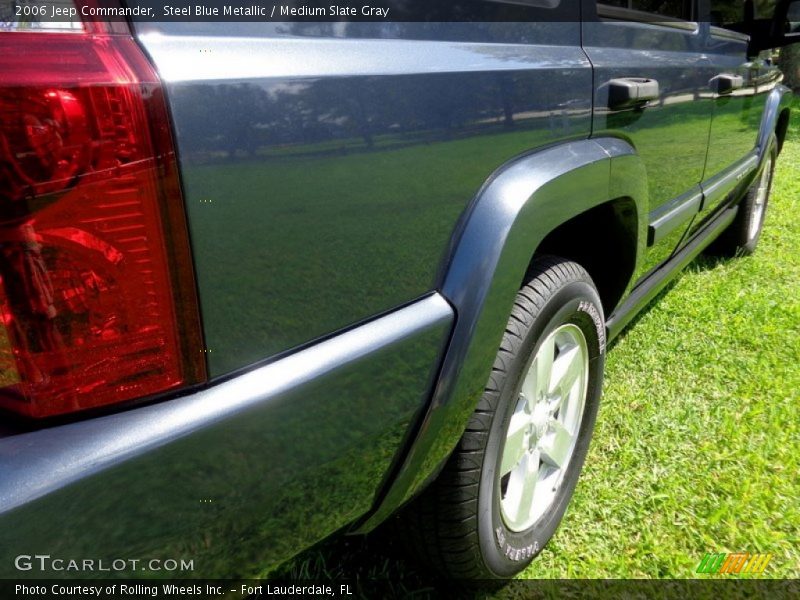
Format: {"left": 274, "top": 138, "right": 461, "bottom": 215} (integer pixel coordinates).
{"left": 701, "top": 31, "right": 780, "bottom": 220}
{"left": 583, "top": 17, "right": 716, "bottom": 281}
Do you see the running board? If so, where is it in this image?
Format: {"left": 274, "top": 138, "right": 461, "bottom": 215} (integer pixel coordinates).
{"left": 606, "top": 203, "right": 739, "bottom": 341}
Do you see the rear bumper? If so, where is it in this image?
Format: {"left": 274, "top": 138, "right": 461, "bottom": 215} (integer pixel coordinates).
{"left": 0, "top": 294, "right": 453, "bottom": 578}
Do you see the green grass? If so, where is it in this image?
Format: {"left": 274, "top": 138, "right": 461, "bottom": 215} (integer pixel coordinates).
{"left": 277, "top": 105, "right": 800, "bottom": 586}
{"left": 515, "top": 126, "right": 800, "bottom": 581}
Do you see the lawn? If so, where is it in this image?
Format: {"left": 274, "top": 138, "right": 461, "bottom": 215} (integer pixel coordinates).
{"left": 276, "top": 100, "right": 800, "bottom": 587}
{"left": 513, "top": 117, "right": 800, "bottom": 580}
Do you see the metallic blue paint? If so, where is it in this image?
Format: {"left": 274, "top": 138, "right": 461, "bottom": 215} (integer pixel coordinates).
{"left": 0, "top": 8, "right": 792, "bottom": 581}
{"left": 757, "top": 84, "right": 794, "bottom": 154}
{"left": 583, "top": 18, "right": 719, "bottom": 280}
{"left": 134, "top": 22, "right": 592, "bottom": 377}
{"left": 0, "top": 295, "right": 452, "bottom": 577}
{"left": 359, "top": 137, "right": 648, "bottom": 530}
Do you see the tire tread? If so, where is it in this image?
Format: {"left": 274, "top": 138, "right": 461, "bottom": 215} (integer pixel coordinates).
{"left": 397, "top": 256, "right": 597, "bottom": 578}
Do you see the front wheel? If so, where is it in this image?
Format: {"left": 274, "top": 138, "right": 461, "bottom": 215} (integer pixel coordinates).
{"left": 402, "top": 256, "right": 606, "bottom": 579}
{"left": 708, "top": 142, "right": 777, "bottom": 257}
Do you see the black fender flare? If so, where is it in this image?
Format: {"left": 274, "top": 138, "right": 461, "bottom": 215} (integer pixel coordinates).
{"left": 359, "top": 137, "right": 648, "bottom": 530}
{"left": 757, "top": 83, "right": 793, "bottom": 157}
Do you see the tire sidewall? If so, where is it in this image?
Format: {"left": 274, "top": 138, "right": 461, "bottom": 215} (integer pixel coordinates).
{"left": 477, "top": 280, "right": 605, "bottom": 578}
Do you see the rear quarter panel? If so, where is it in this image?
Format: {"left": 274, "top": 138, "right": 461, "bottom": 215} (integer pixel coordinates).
{"left": 134, "top": 21, "right": 593, "bottom": 377}
{"left": 0, "top": 17, "right": 594, "bottom": 581}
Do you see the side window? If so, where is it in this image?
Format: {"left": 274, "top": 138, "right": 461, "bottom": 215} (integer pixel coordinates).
{"left": 709, "top": 0, "right": 778, "bottom": 29}
{"left": 597, "top": 0, "right": 694, "bottom": 21}
{"left": 710, "top": 1, "right": 744, "bottom": 27}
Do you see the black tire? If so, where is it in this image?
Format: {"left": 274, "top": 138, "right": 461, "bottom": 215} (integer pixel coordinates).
{"left": 708, "top": 141, "right": 777, "bottom": 257}
{"left": 401, "top": 256, "right": 606, "bottom": 579}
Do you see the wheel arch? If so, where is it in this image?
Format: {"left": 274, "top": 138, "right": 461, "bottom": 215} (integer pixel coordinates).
{"left": 758, "top": 84, "right": 793, "bottom": 157}
{"left": 357, "top": 137, "right": 647, "bottom": 531}
{"left": 530, "top": 196, "right": 639, "bottom": 317}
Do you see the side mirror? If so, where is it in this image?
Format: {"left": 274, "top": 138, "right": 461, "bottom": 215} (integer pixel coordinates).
{"left": 750, "top": 0, "right": 800, "bottom": 52}
{"left": 788, "top": 1, "right": 800, "bottom": 33}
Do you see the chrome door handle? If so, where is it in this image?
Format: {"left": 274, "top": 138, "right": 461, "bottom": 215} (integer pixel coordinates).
{"left": 712, "top": 74, "right": 744, "bottom": 95}
{"left": 607, "top": 77, "right": 660, "bottom": 110}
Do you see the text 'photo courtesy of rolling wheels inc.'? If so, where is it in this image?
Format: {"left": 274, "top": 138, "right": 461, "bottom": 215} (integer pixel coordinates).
{"left": 0, "top": 0, "right": 798, "bottom": 599}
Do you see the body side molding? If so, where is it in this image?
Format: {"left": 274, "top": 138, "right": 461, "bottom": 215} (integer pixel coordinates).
{"left": 701, "top": 152, "right": 759, "bottom": 212}
{"left": 648, "top": 186, "right": 703, "bottom": 246}
{"left": 358, "top": 137, "right": 648, "bottom": 531}
{"left": 606, "top": 203, "right": 739, "bottom": 339}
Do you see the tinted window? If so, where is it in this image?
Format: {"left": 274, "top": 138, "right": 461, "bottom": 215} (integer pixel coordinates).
{"left": 710, "top": 0, "right": 778, "bottom": 28}
{"left": 598, "top": 0, "right": 693, "bottom": 20}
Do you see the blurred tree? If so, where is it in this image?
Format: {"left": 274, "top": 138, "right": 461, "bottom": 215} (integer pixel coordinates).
{"left": 779, "top": 44, "right": 800, "bottom": 91}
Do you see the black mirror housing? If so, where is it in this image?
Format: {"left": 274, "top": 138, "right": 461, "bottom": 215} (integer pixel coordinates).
{"left": 746, "top": 0, "right": 800, "bottom": 53}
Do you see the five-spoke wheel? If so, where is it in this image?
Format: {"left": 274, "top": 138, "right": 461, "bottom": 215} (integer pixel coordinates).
{"left": 401, "top": 256, "right": 605, "bottom": 579}
{"left": 499, "top": 323, "right": 589, "bottom": 532}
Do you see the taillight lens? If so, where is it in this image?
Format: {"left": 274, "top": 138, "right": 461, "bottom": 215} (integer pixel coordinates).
{"left": 0, "top": 29, "right": 206, "bottom": 418}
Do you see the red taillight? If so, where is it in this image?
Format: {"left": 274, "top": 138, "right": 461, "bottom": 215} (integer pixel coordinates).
{"left": 0, "top": 29, "right": 206, "bottom": 418}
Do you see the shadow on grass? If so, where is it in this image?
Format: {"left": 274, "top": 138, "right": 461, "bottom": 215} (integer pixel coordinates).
{"left": 271, "top": 251, "right": 743, "bottom": 595}
{"left": 269, "top": 525, "right": 459, "bottom": 598}
{"left": 270, "top": 518, "right": 517, "bottom": 598}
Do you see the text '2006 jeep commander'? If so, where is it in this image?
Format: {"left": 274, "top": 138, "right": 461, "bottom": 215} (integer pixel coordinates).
{"left": 0, "top": 0, "right": 797, "bottom": 584}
